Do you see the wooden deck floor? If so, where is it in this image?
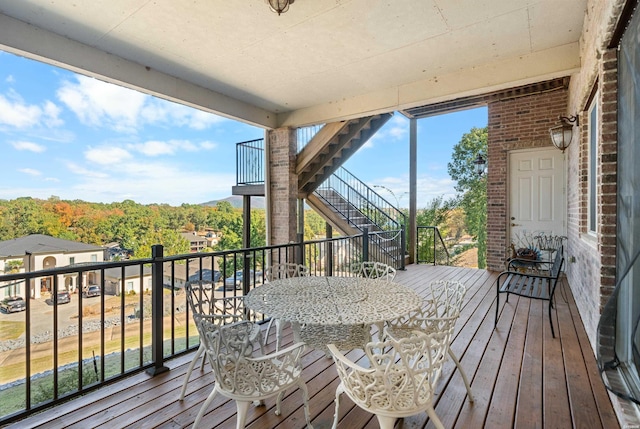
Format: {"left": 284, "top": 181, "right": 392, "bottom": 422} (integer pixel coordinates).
{"left": 3, "top": 265, "right": 619, "bottom": 429}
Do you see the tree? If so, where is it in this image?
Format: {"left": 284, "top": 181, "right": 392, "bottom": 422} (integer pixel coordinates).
{"left": 447, "top": 127, "right": 488, "bottom": 268}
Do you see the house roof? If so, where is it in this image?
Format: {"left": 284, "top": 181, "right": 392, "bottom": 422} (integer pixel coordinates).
{"left": 0, "top": 1, "right": 586, "bottom": 128}
{"left": 104, "top": 265, "right": 152, "bottom": 280}
{"left": 0, "top": 234, "right": 104, "bottom": 258}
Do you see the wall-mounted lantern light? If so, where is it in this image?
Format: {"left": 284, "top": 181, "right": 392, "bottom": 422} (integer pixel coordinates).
{"left": 474, "top": 153, "right": 486, "bottom": 177}
{"left": 549, "top": 115, "right": 579, "bottom": 152}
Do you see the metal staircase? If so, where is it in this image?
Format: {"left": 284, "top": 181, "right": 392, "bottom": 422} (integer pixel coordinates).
{"left": 233, "top": 114, "right": 407, "bottom": 268}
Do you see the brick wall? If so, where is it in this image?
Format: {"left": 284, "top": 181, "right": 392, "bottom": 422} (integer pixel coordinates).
{"left": 267, "top": 128, "right": 298, "bottom": 245}
{"left": 486, "top": 89, "right": 568, "bottom": 271}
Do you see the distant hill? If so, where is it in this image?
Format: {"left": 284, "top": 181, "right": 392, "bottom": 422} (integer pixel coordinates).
{"left": 201, "top": 196, "right": 265, "bottom": 209}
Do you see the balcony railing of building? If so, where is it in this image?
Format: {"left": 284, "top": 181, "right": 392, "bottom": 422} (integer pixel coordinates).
{"left": 236, "top": 138, "right": 264, "bottom": 186}
{"left": 0, "top": 230, "right": 401, "bottom": 425}
{"left": 416, "top": 225, "right": 450, "bottom": 265}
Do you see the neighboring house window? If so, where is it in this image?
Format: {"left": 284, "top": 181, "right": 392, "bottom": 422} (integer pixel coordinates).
{"left": 147, "top": 278, "right": 152, "bottom": 291}
{"left": 91, "top": 254, "right": 97, "bottom": 262}
{"left": 588, "top": 93, "right": 598, "bottom": 235}
{"left": 127, "top": 281, "right": 134, "bottom": 293}
{"left": 69, "top": 257, "right": 75, "bottom": 265}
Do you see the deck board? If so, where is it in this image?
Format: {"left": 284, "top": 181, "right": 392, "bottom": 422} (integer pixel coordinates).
{"left": 1, "top": 265, "right": 619, "bottom": 429}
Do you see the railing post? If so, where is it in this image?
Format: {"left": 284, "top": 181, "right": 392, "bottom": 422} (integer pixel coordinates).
{"left": 326, "top": 223, "right": 333, "bottom": 276}
{"left": 400, "top": 225, "right": 406, "bottom": 270}
{"left": 296, "top": 233, "right": 304, "bottom": 266}
{"left": 147, "top": 245, "right": 169, "bottom": 376}
{"left": 363, "top": 227, "right": 369, "bottom": 262}
{"left": 433, "top": 227, "right": 437, "bottom": 266}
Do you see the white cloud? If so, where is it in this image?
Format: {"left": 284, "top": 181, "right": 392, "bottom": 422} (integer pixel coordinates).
{"left": 369, "top": 174, "right": 457, "bottom": 209}
{"left": 200, "top": 141, "right": 217, "bottom": 150}
{"left": 5, "top": 75, "right": 15, "bottom": 84}
{"left": 361, "top": 114, "right": 409, "bottom": 149}
{"left": 65, "top": 161, "right": 110, "bottom": 178}
{"left": 11, "top": 141, "right": 46, "bottom": 153}
{"left": 57, "top": 75, "right": 147, "bottom": 131}
{"left": 0, "top": 93, "right": 44, "bottom": 128}
{"left": 129, "top": 139, "right": 217, "bottom": 157}
{"left": 84, "top": 146, "right": 132, "bottom": 165}
{"left": 57, "top": 75, "right": 226, "bottom": 133}
{"left": 18, "top": 168, "right": 42, "bottom": 176}
{"left": 69, "top": 160, "right": 235, "bottom": 205}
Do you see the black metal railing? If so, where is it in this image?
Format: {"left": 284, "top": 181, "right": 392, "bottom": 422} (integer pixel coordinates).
{"left": 296, "top": 124, "right": 324, "bottom": 154}
{"left": 0, "top": 231, "right": 401, "bottom": 424}
{"left": 236, "top": 138, "right": 264, "bottom": 186}
{"left": 315, "top": 167, "right": 406, "bottom": 232}
{"left": 416, "top": 226, "right": 450, "bottom": 265}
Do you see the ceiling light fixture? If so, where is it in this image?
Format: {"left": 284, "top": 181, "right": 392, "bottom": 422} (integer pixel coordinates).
{"left": 266, "top": 0, "right": 294, "bottom": 15}
{"left": 549, "top": 115, "right": 579, "bottom": 153}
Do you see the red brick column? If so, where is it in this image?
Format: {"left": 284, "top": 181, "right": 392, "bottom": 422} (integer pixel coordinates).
{"left": 486, "top": 89, "right": 568, "bottom": 271}
{"left": 267, "top": 128, "right": 298, "bottom": 245}
{"left": 598, "top": 48, "right": 618, "bottom": 308}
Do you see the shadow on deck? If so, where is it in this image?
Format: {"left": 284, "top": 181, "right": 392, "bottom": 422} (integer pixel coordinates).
{"left": 3, "top": 265, "right": 619, "bottom": 428}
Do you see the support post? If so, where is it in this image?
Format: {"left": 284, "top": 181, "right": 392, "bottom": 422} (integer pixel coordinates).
{"left": 147, "top": 245, "right": 169, "bottom": 376}
{"left": 326, "top": 223, "right": 333, "bottom": 276}
{"left": 409, "top": 118, "right": 417, "bottom": 264}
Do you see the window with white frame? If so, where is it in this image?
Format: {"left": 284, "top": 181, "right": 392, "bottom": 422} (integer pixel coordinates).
{"left": 587, "top": 93, "right": 598, "bottom": 235}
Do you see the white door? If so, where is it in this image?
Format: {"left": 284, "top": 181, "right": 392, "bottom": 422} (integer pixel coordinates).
{"left": 509, "top": 148, "right": 566, "bottom": 247}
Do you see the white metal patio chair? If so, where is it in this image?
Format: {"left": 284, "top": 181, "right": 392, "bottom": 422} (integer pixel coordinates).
{"left": 179, "top": 280, "right": 264, "bottom": 401}
{"left": 263, "top": 263, "right": 310, "bottom": 350}
{"left": 349, "top": 261, "right": 396, "bottom": 281}
{"left": 384, "top": 279, "right": 474, "bottom": 402}
{"left": 193, "top": 320, "right": 313, "bottom": 429}
{"left": 328, "top": 329, "right": 450, "bottom": 429}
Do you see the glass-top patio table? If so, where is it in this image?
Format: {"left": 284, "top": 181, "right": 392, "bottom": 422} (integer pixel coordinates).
{"left": 245, "top": 276, "right": 423, "bottom": 351}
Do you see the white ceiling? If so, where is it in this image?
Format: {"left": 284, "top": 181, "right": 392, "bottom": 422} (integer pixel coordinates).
{"left": 0, "top": 0, "right": 586, "bottom": 128}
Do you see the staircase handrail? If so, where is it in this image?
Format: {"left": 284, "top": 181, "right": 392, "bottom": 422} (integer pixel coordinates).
{"left": 297, "top": 124, "right": 324, "bottom": 154}
{"left": 416, "top": 225, "right": 450, "bottom": 265}
{"left": 331, "top": 167, "right": 406, "bottom": 229}
{"left": 316, "top": 169, "right": 405, "bottom": 232}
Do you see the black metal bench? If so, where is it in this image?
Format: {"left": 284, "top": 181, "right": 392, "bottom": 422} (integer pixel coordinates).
{"left": 495, "top": 245, "right": 565, "bottom": 337}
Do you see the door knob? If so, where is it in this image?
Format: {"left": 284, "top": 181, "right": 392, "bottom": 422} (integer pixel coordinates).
{"left": 511, "top": 223, "right": 520, "bottom": 227}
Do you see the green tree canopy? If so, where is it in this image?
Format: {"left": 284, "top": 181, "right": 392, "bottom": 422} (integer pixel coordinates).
{"left": 447, "top": 127, "right": 488, "bottom": 268}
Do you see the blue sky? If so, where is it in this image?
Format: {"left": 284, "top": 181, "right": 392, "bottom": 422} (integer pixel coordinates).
{"left": 0, "top": 50, "right": 487, "bottom": 208}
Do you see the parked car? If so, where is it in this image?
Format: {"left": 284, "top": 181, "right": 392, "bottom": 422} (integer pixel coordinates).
{"left": 223, "top": 270, "right": 262, "bottom": 290}
{"left": 83, "top": 285, "right": 101, "bottom": 298}
{"left": 188, "top": 269, "right": 222, "bottom": 284}
{"left": 55, "top": 291, "right": 71, "bottom": 305}
{"left": 0, "top": 296, "right": 26, "bottom": 313}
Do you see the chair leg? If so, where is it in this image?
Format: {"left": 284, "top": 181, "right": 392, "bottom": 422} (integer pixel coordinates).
{"left": 193, "top": 386, "right": 218, "bottom": 429}
{"left": 376, "top": 415, "right": 397, "bottom": 429}
{"left": 332, "top": 383, "right": 344, "bottom": 429}
{"left": 298, "top": 379, "right": 313, "bottom": 429}
{"left": 235, "top": 400, "right": 251, "bottom": 429}
{"left": 425, "top": 406, "right": 445, "bottom": 429}
{"left": 448, "top": 347, "right": 474, "bottom": 403}
{"left": 179, "top": 343, "right": 204, "bottom": 401}
{"left": 275, "top": 391, "right": 285, "bottom": 415}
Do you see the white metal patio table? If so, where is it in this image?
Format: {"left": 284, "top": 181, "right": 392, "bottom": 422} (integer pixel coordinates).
{"left": 245, "top": 276, "right": 423, "bottom": 351}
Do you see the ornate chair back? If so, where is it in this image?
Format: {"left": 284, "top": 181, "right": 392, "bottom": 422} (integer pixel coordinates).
{"left": 265, "top": 262, "right": 310, "bottom": 281}
{"left": 349, "top": 261, "right": 396, "bottom": 281}
{"left": 384, "top": 279, "right": 474, "bottom": 404}
{"left": 328, "top": 330, "right": 450, "bottom": 429}
{"left": 179, "top": 280, "right": 263, "bottom": 401}
{"left": 194, "top": 320, "right": 313, "bottom": 428}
